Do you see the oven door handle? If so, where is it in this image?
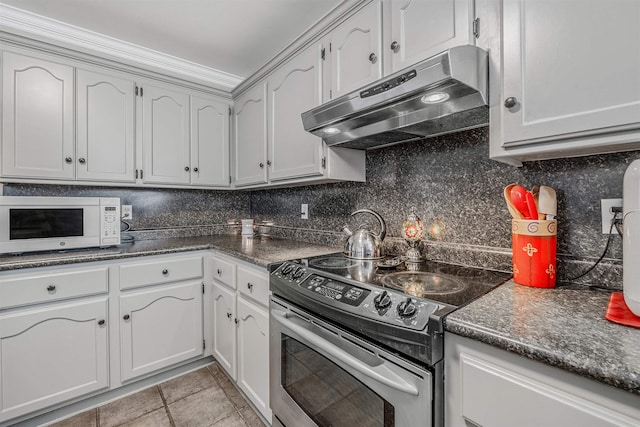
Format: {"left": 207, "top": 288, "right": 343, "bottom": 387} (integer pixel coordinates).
{"left": 273, "top": 309, "right": 419, "bottom": 396}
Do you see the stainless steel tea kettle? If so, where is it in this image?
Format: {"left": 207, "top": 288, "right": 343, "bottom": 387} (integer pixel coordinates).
{"left": 343, "top": 209, "right": 387, "bottom": 259}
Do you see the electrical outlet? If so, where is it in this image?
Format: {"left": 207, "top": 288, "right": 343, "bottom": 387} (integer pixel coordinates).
{"left": 301, "top": 204, "right": 309, "bottom": 220}
{"left": 601, "top": 198, "right": 622, "bottom": 234}
{"left": 121, "top": 205, "right": 133, "bottom": 220}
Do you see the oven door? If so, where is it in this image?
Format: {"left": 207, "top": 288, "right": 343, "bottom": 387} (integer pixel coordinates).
{"left": 270, "top": 296, "right": 432, "bottom": 427}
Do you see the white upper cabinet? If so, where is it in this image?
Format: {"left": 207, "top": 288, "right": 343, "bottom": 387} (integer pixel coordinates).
{"left": 491, "top": 0, "right": 640, "bottom": 164}
{"left": 141, "top": 82, "right": 191, "bottom": 185}
{"left": 76, "top": 69, "right": 136, "bottom": 183}
{"left": 327, "top": 0, "right": 382, "bottom": 99}
{"left": 234, "top": 83, "right": 268, "bottom": 187}
{"left": 190, "top": 95, "right": 231, "bottom": 187}
{"left": 387, "top": 0, "right": 475, "bottom": 73}
{"left": 1, "top": 51, "right": 74, "bottom": 180}
{"left": 268, "top": 44, "right": 325, "bottom": 181}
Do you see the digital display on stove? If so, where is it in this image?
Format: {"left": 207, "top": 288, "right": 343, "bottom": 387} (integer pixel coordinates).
{"left": 300, "top": 274, "right": 369, "bottom": 307}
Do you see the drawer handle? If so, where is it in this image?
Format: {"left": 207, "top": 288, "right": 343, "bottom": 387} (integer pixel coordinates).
{"left": 217, "top": 268, "right": 223, "bottom": 275}
{"left": 123, "top": 314, "right": 130, "bottom": 320}
{"left": 227, "top": 312, "right": 232, "bottom": 319}
{"left": 98, "top": 319, "right": 105, "bottom": 326}
{"left": 162, "top": 269, "right": 169, "bottom": 275}
{"left": 47, "top": 285, "right": 56, "bottom": 292}
{"left": 247, "top": 282, "right": 254, "bottom": 291}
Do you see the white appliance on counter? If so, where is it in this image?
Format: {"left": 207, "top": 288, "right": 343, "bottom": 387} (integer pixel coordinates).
{"left": 623, "top": 160, "right": 640, "bottom": 316}
{"left": 0, "top": 196, "right": 120, "bottom": 254}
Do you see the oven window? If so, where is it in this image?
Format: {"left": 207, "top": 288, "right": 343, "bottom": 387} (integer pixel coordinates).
{"left": 9, "top": 209, "right": 84, "bottom": 240}
{"left": 281, "top": 336, "right": 394, "bottom": 427}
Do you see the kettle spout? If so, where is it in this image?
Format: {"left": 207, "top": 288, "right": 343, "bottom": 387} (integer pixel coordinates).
{"left": 343, "top": 226, "right": 353, "bottom": 237}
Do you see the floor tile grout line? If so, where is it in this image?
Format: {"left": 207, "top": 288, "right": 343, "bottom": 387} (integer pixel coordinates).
{"left": 157, "top": 384, "right": 176, "bottom": 427}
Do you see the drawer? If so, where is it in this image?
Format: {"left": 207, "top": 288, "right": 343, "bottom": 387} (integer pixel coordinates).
{"left": 211, "top": 256, "right": 236, "bottom": 289}
{"left": 0, "top": 266, "right": 108, "bottom": 309}
{"left": 237, "top": 266, "right": 269, "bottom": 306}
{"left": 120, "top": 256, "right": 203, "bottom": 290}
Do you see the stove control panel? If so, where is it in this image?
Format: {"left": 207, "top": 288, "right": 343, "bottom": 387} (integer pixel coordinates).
{"left": 301, "top": 274, "right": 369, "bottom": 307}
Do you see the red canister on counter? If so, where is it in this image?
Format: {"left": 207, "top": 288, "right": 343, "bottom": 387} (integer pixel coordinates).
{"left": 512, "top": 219, "right": 557, "bottom": 288}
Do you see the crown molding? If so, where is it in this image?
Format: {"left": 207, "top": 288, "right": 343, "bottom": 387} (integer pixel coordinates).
{"left": 0, "top": 4, "right": 243, "bottom": 91}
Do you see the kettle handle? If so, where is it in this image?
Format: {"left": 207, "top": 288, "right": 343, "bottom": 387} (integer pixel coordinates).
{"left": 350, "top": 209, "right": 386, "bottom": 241}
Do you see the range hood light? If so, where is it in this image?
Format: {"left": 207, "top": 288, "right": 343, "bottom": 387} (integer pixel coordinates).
{"left": 323, "top": 127, "right": 341, "bottom": 135}
{"left": 421, "top": 92, "right": 449, "bottom": 104}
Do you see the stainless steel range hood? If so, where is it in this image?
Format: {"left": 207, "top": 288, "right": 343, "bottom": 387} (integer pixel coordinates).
{"left": 301, "top": 45, "right": 489, "bottom": 149}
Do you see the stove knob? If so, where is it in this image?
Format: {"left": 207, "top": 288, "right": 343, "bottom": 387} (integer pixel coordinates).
{"left": 293, "top": 267, "right": 305, "bottom": 279}
{"left": 374, "top": 290, "right": 392, "bottom": 310}
{"left": 397, "top": 297, "right": 417, "bottom": 318}
{"left": 282, "top": 264, "right": 294, "bottom": 275}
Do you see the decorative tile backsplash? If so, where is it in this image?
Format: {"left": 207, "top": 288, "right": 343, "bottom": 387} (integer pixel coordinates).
{"left": 4, "top": 127, "right": 637, "bottom": 288}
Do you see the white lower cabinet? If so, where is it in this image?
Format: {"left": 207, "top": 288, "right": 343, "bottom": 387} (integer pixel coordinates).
{"left": 445, "top": 333, "right": 640, "bottom": 427}
{"left": 0, "top": 297, "right": 109, "bottom": 422}
{"left": 119, "top": 280, "right": 204, "bottom": 382}
{"left": 210, "top": 254, "right": 272, "bottom": 423}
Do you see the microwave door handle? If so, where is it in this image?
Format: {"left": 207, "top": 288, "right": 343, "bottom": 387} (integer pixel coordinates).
{"left": 272, "top": 309, "right": 419, "bottom": 396}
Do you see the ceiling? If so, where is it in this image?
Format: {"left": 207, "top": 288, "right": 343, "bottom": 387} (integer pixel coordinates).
{"left": 0, "top": 0, "right": 343, "bottom": 81}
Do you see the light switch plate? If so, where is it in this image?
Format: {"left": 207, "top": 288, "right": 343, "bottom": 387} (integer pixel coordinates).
{"left": 301, "top": 204, "right": 308, "bottom": 220}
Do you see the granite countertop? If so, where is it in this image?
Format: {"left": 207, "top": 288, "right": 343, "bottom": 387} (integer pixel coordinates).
{"left": 445, "top": 280, "right": 640, "bottom": 396}
{"left": 0, "top": 234, "right": 338, "bottom": 271}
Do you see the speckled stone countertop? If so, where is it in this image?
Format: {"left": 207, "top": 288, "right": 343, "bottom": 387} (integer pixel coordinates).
{"left": 0, "top": 235, "right": 338, "bottom": 271}
{"left": 445, "top": 280, "right": 640, "bottom": 396}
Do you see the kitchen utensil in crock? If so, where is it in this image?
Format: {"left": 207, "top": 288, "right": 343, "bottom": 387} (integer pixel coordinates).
{"left": 531, "top": 185, "right": 543, "bottom": 220}
{"left": 538, "top": 186, "right": 557, "bottom": 219}
{"left": 510, "top": 185, "right": 532, "bottom": 219}
{"left": 525, "top": 191, "right": 538, "bottom": 220}
{"left": 343, "top": 209, "right": 387, "bottom": 259}
{"left": 504, "top": 184, "right": 525, "bottom": 219}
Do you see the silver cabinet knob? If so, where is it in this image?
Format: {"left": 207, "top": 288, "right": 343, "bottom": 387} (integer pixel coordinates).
{"left": 65, "top": 157, "right": 73, "bottom": 163}
{"left": 368, "top": 52, "right": 377, "bottom": 63}
{"left": 267, "top": 160, "right": 272, "bottom": 166}
{"left": 78, "top": 158, "right": 86, "bottom": 164}
{"left": 184, "top": 166, "right": 190, "bottom": 172}
{"left": 259, "top": 162, "right": 264, "bottom": 168}
{"left": 504, "top": 97, "right": 518, "bottom": 108}
{"left": 390, "top": 41, "right": 400, "bottom": 52}
{"left": 193, "top": 167, "right": 199, "bottom": 172}
{"left": 247, "top": 282, "right": 254, "bottom": 291}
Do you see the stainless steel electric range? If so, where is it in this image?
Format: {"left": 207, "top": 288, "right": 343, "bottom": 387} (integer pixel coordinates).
{"left": 269, "top": 253, "right": 510, "bottom": 427}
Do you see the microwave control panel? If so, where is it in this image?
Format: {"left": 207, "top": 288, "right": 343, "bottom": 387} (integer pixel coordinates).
{"left": 100, "top": 200, "right": 121, "bottom": 244}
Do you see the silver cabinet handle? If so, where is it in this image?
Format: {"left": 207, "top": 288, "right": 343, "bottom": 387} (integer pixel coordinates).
{"left": 98, "top": 319, "right": 105, "bottom": 326}
{"left": 185, "top": 166, "right": 190, "bottom": 171}
{"left": 267, "top": 160, "right": 272, "bottom": 166}
{"left": 193, "top": 167, "right": 199, "bottom": 172}
{"left": 390, "top": 41, "right": 400, "bottom": 52}
{"left": 504, "top": 97, "right": 518, "bottom": 108}
{"left": 47, "top": 285, "right": 56, "bottom": 291}
{"left": 217, "top": 268, "right": 223, "bottom": 275}
{"left": 123, "top": 314, "right": 130, "bottom": 320}
{"left": 65, "top": 157, "right": 73, "bottom": 163}
{"left": 259, "top": 162, "right": 264, "bottom": 168}
{"left": 162, "top": 269, "right": 169, "bottom": 275}
{"left": 368, "top": 52, "right": 377, "bottom": 63}
{"left": 247, "top": 282, "right": 254, "bottom": 291}
{"left": 78, "top": 158, "right": 86, "bottom": 164}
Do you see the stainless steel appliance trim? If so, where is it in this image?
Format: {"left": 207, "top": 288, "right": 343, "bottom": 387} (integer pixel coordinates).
{"left": 270, "top": 296, "right": 433, "bottom": 427}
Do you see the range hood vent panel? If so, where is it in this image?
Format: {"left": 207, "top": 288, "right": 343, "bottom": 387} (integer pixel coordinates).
{"left": 301, "top": 45, "right": 489, "bottom": 149}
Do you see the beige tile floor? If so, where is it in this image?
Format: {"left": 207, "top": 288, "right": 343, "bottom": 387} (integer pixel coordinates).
{"left": 48, "top": 362, "right": 266, "bottom": 427}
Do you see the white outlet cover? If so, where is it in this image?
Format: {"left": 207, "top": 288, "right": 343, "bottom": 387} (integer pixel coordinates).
{"left": 122, "top": 205, "right": 133, "bottom": 220}
{"left": 601, "top": 198, "right": 622, "bottom": 234}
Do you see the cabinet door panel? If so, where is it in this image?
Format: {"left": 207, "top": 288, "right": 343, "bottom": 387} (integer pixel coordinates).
{"left": 502, "top": 0, "right": 640, "bottom": 145}
{"left": 76, "top": 69, "right": 136, "bottom": 182}
{"left": 120, "top": 281, "right": 203, "bottom": 381}
{"left": 212, "top": 282, "right": 237, "bottom": 380}
{"left": 330, "top": 1, "right": 382, "bottom": 99}
{"left": 142, "top": 84, "right": 191, "bottom": 184}
{"left": 234, "top": 84, "right": 268, "bottom": 187}
{"left": 237, "top": 297, "right": 271, "bottom": 422}
{"left": 1, "top": 52, "right": 74, "bottom": 179}
{"left": 268, "top": 46, "right": 324, "bottom": 181}
{"left": 0, "top": 298, "right": 108, "bottom": 422}
{"left": 191, "top": 95, "right": 230, "bottom": 187}
{"left": 389, "top": 0, "right": 472, "bottom": 73}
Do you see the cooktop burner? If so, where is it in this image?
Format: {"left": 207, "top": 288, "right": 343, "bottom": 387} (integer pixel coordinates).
{"left": 381, "top": 271, "right": 467, "bottom": 297}
{"left": 308, "top": 255, "right": 359, "bottom": 269}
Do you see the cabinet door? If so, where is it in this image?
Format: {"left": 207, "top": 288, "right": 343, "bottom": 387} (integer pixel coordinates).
{"left": 388, "top": 0, "right": 474, "bottom": 73}
{"left": 234, "top": 84, "right": 268, "bottom": 187}
{"left": 76, "top": 69, "right": 136, "bottom": 182}
{"left": 141, "top": 83, "right": 191, "bottom": 185}
{"left": 237, "top": 297, "right": 271, "bottom": 422}
{"left": 268, "top": 45, "right": 324, "bottom": 181}
{"left": 120, "top": 281, "right": 203, "bottom": 381}
{"left": 328, "top": 0, "right": 382, "bottom": 99}
{"left": 501, "top": 0, "right": 640, "bottom": 145}
{"left": 190, "top": 95, "right": 231, "bottom": 187}
{"left": 1, "top": 52, "right": 74, "bottom": 180}
{"left": 0, "top": 298, "right": 108, "bottom": 422}
{"left": 212, "top": 281, "right": 237, "bottom": 380}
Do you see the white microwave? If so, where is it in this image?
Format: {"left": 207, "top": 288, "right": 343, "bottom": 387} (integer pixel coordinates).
{"left": 0, "top": 196, "right": 121, "bottom": 254}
